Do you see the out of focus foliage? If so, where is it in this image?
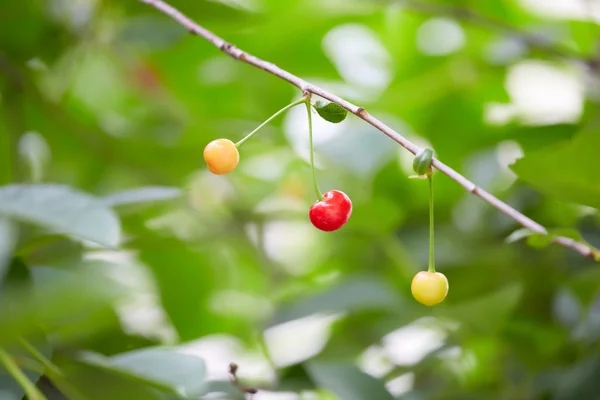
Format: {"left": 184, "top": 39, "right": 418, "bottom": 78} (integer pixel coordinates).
{"left": 1, "top": 0, "right": 600, "bottom": 399}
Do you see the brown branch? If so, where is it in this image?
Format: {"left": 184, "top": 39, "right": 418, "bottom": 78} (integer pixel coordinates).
{"left": 228, "top": 363, "right": 257, "bottom": 399}
{"left": 139, "top": 0, "right": 599, "bottom": 261}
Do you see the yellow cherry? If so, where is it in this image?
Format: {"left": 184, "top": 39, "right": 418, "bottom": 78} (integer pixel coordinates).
{"left": 411, "top": 271, "right": 448, "bottom": 306}
{"left": 203, "top": 138, "right": 239, "bottom": 175}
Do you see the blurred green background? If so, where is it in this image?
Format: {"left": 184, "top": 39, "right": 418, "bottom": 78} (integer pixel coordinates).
{"left": 1, "top": 0, "right": 600, "bottom": 399}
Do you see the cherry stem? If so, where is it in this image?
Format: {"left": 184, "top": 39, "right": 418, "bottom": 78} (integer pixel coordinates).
{"left": 428, "top": 173, "right": 435, "bottom": 273}
{"left": 235, "top": 98, "right": 306, "bottom": 148}
{"left": 305, "top": 99, "right": 324, "bottom": 201}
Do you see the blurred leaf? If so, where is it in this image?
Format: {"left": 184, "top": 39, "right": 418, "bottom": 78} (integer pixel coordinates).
{"left": 271, "top": 276, "right": 404, "bottom": 325}
{"left": 506, "top": 227, "right": 588, "bottom": 250}
{"left": 553, "top": 355, "right": 600, "bottom": 400}
{"left": 349, "top": 196, "right": 404, "bottom": 235}
{"left": 511, "top": 128, "right": 600, "bottom": 210}
{"left": 59, "top": 361, "right": 164, "bottom": 400}
{"left": 304, "top": 360, "right": 394, "bottom": 400}
{"left": 505, "top": 228, "right": 538, "bottom": 244}
{"left": 503, "top": 123, "right": 578, "bottom": 152}
{"left": 0, "top": 220, "right": 16, "bottom": 281}
{"left": 0, "top": 184, "right": 120, "bottom": 247}
{"left": 0, "top": 265, "right": 122, "bottom": 345}
{"left": 436, "top": 284, "right": 523, "bottom": 332}
{"left": 138, "top": 237, "right": 222, "bottom": 341}
{"left": 276, "top": 364, "right": 316, "bottom": 393}
{"left": 553, "top": 288, "right": 581, "bottom": 329}
{"left": 198, "top": 381, "right": 244, "bottom": 400}
{"left": 79, "top": 347, "right": 206, "bottom": 397}
{"left": 526, "top": 234, "right": 553, "bottom": 249}
{"left": 101, "top": 186, "right": 182, "bottom": 207}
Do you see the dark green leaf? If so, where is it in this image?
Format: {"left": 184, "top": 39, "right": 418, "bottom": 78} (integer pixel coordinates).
{"left": 511, "top": 128, "right": 600, "bottom": 210}
{"left": 314, "top": 101, "right": 348, "bottom": 123}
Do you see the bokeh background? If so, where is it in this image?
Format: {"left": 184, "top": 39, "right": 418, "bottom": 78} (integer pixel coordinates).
{"left": 1, "top": 0, "right": 600, "bottom": 399}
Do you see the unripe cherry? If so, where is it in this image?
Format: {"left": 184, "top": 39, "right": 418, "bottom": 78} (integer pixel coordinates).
{"left": 203, "top": 138, "right": 239, "bottom": 175}
{"left": 413, "top": 147, "right": 434, "bottom": 176}
{"left": 411, "top": 271, "right": 448, "bottom": 306}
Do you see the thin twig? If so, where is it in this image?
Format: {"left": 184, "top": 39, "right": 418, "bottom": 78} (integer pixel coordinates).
{"left": 139, "top": 0, "right": 599, "bottom": 260}
{"left": 228, "top": 363, "right": 258, "bottom": 399}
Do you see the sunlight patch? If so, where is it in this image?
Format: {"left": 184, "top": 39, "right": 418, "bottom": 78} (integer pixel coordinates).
{"left": 506, "top": 60, "right": 583, "bottom": 125}
{"left": 417, "top": 18, "right": 465, "bottom": 56}
{"left": 323, "top": 24, "right": 393, "bottom": 96}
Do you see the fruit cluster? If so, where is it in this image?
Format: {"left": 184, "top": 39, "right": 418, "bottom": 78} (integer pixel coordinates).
{"left": 202, "top": 96, "right": 448, "bottom": 306}
{"left": 203, "top": 97, "right": 352, "bottom": 232}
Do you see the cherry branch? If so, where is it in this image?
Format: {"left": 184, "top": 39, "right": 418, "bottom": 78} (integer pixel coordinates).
{"left": 139, "top": 0, "right": 599, "bottom": 261}
{"left": 228, "top": 363, "right": 257, "bottom": 399}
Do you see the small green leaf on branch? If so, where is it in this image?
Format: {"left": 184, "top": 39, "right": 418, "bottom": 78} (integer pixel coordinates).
{"left": 313, "top": 101, "right": 347, "bottom": 123}
{"left": 506, "top": 228, "right": 593, "bottom": 250}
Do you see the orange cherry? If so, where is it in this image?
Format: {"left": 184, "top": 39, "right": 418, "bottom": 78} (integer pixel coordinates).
{"left": 203, "top": 139, "right": 239, "bottom": 175}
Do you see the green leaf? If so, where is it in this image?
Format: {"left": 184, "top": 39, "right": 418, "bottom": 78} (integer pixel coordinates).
{"left": 305, "top": 361, "right": 394, "bottom": 400}
{"left": 436, "top": 284, "right": 523, "bottom": 332}
{"left": 0, "top": 184, "right": 120, "bottom": 247}
{"left": 506, "top": 228, "right": 588, "bottom": 250}
{"left": 314, "top": 101, "right": 348, "bottom": 123}
{"left": 0, "top": 265, "right": 121, "bottom": 345}
{"left": 271, "top": 276, "right": 403, "bottom": 326}
{"left": 505, "top": 228, "right": 538, "bottom": 244}
{"left": 101, "top": 186, "right": 181, "bottom": 207}
{"left": 505, "top": 228, "right": 552, "bottom": 248}
{"left": 59, "top": 361, "right": 164, "bottom": 400}
{"left": 511, "top": 128, "right": 600, "bottom": 210}
{"left": 78, "top": 347, "right": 206, "bottom": 397}
{"left": 138, "top": 238, "right": 221, "bottom": 341}
{"left": 526, "top": 234, "right": 553, "bottom": 249}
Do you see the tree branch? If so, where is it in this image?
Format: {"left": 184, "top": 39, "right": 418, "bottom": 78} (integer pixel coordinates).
{"left": 139, "top": 0, "right": 599, "bottom": 261}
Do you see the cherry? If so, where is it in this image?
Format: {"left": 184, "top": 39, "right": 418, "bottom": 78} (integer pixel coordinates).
{"left": 411, "top": 271, "right": 448, "bottom": 306}
{"left": 203, "top": 138, "right": 239, "bottom": 175}
{"left": 309, "top": 190, "right": 352, "bottom": 232}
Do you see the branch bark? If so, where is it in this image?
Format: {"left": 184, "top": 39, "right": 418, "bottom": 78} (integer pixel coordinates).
{"left": 139, "top": 0, "right": 599, "bottom": 261}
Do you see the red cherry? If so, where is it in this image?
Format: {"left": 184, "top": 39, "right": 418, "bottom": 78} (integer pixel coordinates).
{"left": 309, "top": 190, "right": 352, "bottom": 232}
